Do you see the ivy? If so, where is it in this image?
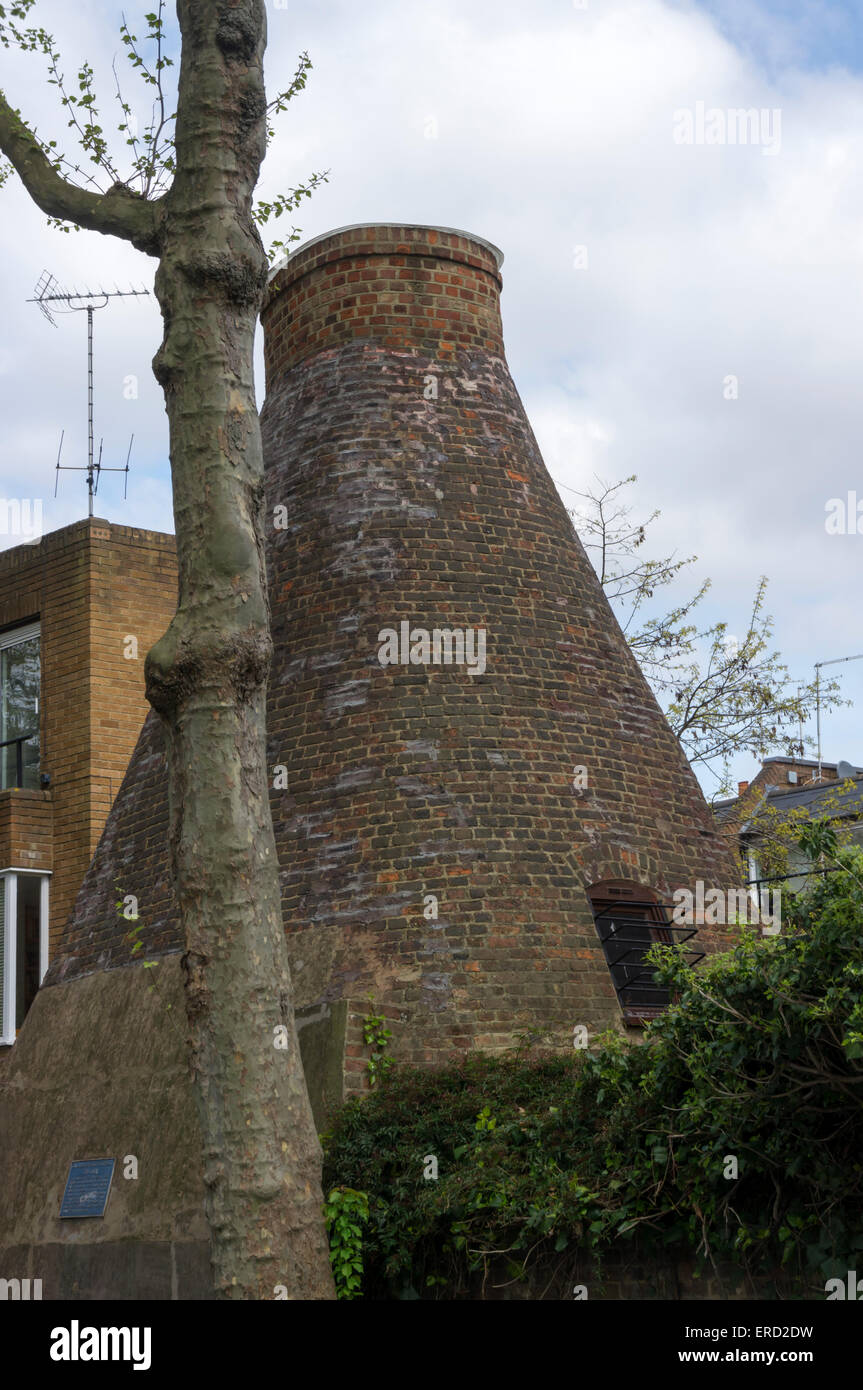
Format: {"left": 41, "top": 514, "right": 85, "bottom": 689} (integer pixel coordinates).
{"left": 362, "top": 1006, "right": 393, "bottom": 1087}
{"left": 324, "top": 1186, "right": 369, "bottom": 1300}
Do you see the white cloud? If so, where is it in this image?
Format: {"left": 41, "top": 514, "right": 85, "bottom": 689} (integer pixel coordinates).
{"left": 2, "top": 0, "right": 861, "bottom": 778}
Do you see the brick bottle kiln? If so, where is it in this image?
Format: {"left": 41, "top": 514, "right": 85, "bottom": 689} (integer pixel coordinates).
{"left": 0, "top": 225, "right": 738, "bottom": 1296}
{"left": 258, "top": 222, "right": 738, "bottom": 1092}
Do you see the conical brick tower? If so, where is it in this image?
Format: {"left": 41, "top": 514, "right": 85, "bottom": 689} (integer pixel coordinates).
{"left": 258, "top": 224, "right": 738, "bottom": 1089}
{"left": 0, "top": 224, "right": 738, "bottom": 1298}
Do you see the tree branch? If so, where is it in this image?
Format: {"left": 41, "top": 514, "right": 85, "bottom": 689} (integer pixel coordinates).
{"left": 0, "top": 90, "right": 160, "bottom": 252}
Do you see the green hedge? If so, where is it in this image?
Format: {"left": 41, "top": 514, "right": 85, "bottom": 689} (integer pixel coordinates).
{"left": 322, "top": 848, "right": 863, "bottom": 1299}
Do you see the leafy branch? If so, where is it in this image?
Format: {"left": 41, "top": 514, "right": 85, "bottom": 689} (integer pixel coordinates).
{"left": 0, "top": 2, "right": 324, "bottom": 259}
{"left": 324, "top": 1186, "right": 369, "bottom": 1299}
{"left": 568, "top": 474, "right": 847, "bottom": 791}
{"left": 253, "top": 170, "right": 330, "bottom": 264}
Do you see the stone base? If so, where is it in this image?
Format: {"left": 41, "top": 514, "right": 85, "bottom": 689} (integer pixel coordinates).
{"left": 0, "top": 960, "right": 213, "bottom": 1300}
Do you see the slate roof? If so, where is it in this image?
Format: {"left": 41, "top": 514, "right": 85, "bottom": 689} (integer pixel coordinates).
{"left": 715, "top": 776, "right": 863, "bottom": 836}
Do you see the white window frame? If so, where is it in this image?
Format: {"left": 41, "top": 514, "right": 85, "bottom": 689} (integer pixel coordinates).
{"left": 747, "top": 852, "right": 760, "bottom": 916}
{"left": 0, "top": 868, "right": 50, "bottom": 1045}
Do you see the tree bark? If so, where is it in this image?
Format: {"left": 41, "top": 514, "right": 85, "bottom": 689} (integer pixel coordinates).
{"left": 1, "top": 0, "right": 335, "bottom": 1300}
{"left": 144, "top": 0, "right": 334, "bottom": 1301}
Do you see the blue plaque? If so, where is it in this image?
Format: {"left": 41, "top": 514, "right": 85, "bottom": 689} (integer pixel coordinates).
{"left": 59, "top": 1159, "right": 115, "bottom": 1219}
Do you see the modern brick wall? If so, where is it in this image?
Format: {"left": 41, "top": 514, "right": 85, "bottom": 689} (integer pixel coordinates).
{"left": 52, "top": 224, "right": 739, "bottom": 1116}
{"left": 0, "top": 791, "right": 52, "bottom": 872}
{"left": 0, "top": 519, "right": 177, "bottom": 954}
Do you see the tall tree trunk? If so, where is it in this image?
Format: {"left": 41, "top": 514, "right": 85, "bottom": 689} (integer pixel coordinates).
{"left": 0, "top": 0, "right": 335, "bottom": 1300}
{"left": 141, "top": 0, "right": 334, "bottom": 1299}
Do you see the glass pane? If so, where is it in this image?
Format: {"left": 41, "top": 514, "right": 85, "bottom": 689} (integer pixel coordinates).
{"left": 0, "top": 634, "right": 40, "bottom": 790}
{"left": 16, "top": 875, "right": 42, "bottom": 1029}
{"left": 21, "top": 732, "right": 40, "bottom": 791}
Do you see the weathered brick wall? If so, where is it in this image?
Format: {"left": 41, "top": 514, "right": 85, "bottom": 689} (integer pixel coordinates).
{"left": 46, "top": 710, "right": 175, "bottom": 984}
{"left": 0, "top": 520, "right": 176, "bottom": 953}
{"left": 260, "top": 225, "right": 740, "bottom": 1094}
{"left": 50, "top": 224, "right": 740, "bottom": 1114}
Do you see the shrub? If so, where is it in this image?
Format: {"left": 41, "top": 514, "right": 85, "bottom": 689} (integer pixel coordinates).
{"left": 322, "top": 847, "right": 863, "bottom": 1299}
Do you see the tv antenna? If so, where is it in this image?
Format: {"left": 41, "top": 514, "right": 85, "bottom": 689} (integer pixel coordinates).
{"left": 27, "top": 270, "right": 149, "bottom": 517}
{"left": 814, "top": 651, "right": 863, "bottom": 780}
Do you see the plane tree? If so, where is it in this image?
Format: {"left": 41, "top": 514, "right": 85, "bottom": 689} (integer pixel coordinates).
{"left": 0, "top": 0, "right": 334, "bottom": 1299}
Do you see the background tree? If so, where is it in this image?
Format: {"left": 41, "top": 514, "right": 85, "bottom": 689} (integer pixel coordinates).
{"left": 745, "top": 788, "right": 863, "bottom": 887}
{"left": 0, "top": 0, "right": 334, "bottom": 1299}
{"left": 566, "top": 474, "right": 844, "bottom": 795}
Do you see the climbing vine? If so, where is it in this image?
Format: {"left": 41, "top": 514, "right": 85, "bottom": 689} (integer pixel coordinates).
{"left": 324, "top": 1186, "right": 369, "bottom": 1300}
{"left": 115, "top": 880, "right": 180, "bottom": 1035}
{"left": 362, "top": 1005, "right": 393, "bottom": 1087}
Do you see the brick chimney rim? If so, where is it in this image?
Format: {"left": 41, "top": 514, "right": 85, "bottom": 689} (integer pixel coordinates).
{"left": 267, "top": 222, "right": 505, "bottom": 283}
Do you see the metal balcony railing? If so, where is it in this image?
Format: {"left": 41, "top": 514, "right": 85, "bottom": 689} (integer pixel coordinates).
{"left": 592, "top": 901, "right": 704, "bottom": 1019}
{"left": 0, "top": 730, "right": 40, "bottom": 791}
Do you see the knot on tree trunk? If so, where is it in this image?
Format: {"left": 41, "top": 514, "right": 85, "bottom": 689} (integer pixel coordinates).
{"left": 183, "top": 247, "right": 268, "bottom": 307}
{"left": 181, "top": 949, "right": 212, "bottom": 1037}
{"left": 146, "top": 620, "right": 272, "bottom": 717}
{"left": 216, "top": 1, "right": 260, "bottom": 62}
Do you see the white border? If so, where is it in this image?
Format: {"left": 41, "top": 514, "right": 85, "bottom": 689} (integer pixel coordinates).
{"left": 1, "top": 871, "right": 16, "bottom": 1045}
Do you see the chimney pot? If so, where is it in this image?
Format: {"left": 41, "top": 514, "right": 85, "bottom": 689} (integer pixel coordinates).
{"left": 738, "top": 780, "right": 749, "bottom": 795}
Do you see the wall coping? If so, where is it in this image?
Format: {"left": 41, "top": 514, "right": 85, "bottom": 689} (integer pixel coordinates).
{"left": 0, "top": 517, "right": 176, "bottom": 574}
{"left": 268, "top": 223, "right": 505, "bottom": 282}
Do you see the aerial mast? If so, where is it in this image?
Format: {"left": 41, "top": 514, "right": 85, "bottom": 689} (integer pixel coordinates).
{"left": 27, "top": 270, "right": 149, "bottom": 516}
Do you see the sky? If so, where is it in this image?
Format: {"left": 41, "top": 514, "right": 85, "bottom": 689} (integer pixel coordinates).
{"left": 0, "top": 0, "right": 861, "bottom": 794}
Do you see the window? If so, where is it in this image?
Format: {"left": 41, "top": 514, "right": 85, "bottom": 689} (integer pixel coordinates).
{"left": 0, "top": 621, "right": 40, "bottom": 791}
{"left": 588, "top": 881, "right": 702, "bottom": 1027}
{"left": 0, "top": 871, "right": 49, "bottom": 1044}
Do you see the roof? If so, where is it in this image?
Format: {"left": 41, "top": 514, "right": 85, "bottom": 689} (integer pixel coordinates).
{"left": 756, "top": 776, "right": 863, "bottom": 814}
{"left": 712, "top": 797, "right": 741, "bottom": 826}
{"left": 759, "top": 756, "right": 863, "bottom": 772}
{"left": 737, "top": 776, "right": 863, "bottom": 833}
